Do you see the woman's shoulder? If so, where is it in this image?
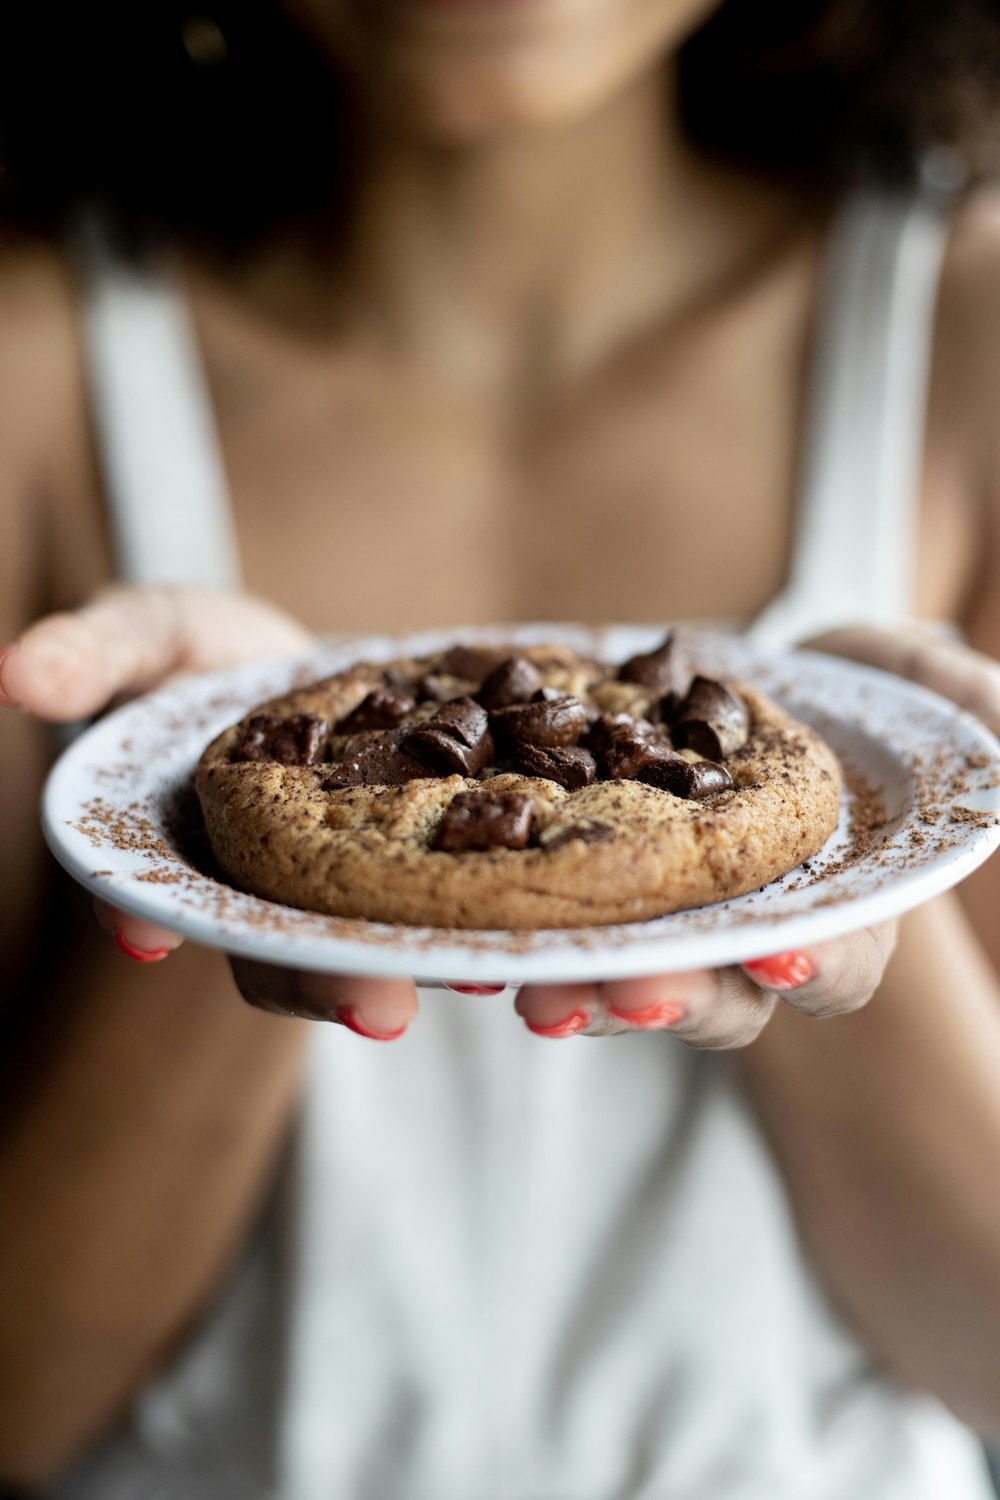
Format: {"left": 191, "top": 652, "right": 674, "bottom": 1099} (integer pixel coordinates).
{"left": 932, "top": 188, "right": 1000, "bottom": 480}
{"left": 0, "top": 236, "right": 111, "bottom": 614}
{"left": 921, "top": 188, "right": 1000, "bottom": 632}
{"left": 0, "top": 239, "right": 89, "bottom": 481}
{"left": 941, "top": 185, "right": 1000, "bottom": 300}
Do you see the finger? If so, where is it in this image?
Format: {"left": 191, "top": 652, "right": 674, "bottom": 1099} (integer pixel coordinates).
{"left": 93, "top": 897, "right": 184, "bottom": 964}
{"left": 514, "top": 982, "right": 599, "bottom": 1037}
{"left": 742, "top": 922, "right": 896, "bottom": 1019}
{"left": 0, "top": 585, "right": 314, "bottom": 721}
{"left": 602, "top": 969, "right": 776, "bottom": 1050}
{"left": 229, "top": 958, "right": 419, "bottom": 1039}
{"left": 806, "top": 624, "right": 1000, "bottom": 740}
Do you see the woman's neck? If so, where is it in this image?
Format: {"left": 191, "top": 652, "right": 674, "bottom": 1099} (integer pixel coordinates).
{"left": 346, "top": 69, "right": 691, "bottom": 379}
{"left": 229, "top": 64, "right": 807, "bottom": 400}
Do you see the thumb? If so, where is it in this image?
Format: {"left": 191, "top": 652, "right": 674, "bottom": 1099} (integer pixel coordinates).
{"left": 805, "top": 623, "right": 1000, "bottom": 740}
{"left": 0, "top": 585, "right": 315, "bottom": 723}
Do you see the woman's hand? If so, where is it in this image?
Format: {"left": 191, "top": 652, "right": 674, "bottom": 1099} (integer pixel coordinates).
{"left": 1, "top": 583, "right": 315, "bottom": 963}
{"left": 807, "top": 621, "right": 1000, "bottom": 737}
{"left": 228, "top": 924, "right": 896, "bottom": 1044}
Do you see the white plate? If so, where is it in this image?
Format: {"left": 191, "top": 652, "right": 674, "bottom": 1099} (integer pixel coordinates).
{"left": 41, "top": 624, "right": 1000, "bottom": 984}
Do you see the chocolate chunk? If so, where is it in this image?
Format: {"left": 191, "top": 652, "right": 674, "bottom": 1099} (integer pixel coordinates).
{"left": 235, "top": 714, "right": 328, "bottom": 766}
{"left": 432, "top": 791, "right": 535, "bottom": 853}
{"left": 515, "top": 743, "right": 597, "bottom": 790}
{"left": 617, "top": 633, "right": 690, "bottom": 696}
{"left": 418, "top": 674, "right": 470, "bottom": 704}
{"left": 381, "top": 665, "right": 414, "bottom": 693}
{"left": 674, "top": 677, "right": 749, "bottom": 760}
{"left": 404, "top": 727, "right": 496, "bottom": 777}
{"left": 430, "top": 696, "right": 490, "bottom": 745}
{"left": 476, "top": 656, "right": 544, "bottom": 710}
{"left": 639, "top": 756, "right": 734, "bottom": 799}
{"left": 322, "top": 731, "right": 433, "bottom": 789}
{"left": 650, "top": 691, "right": 683, "bottom": 726}
{"left": 543, "top": 821, "right": 614, "bottom": 852}
{"left": 491, "top": 695, "right": 588, "bottom": 750}
{"left": 434, "top": 645, "right": 507, "bottom": 683}
{"left": 335, "top": 689, "right": 416, "bottom": 734}
{"left": 586, "top": 714, "right": 674, "bottom": 780}
{"left": 401, "top": 696, "right": 495, "bottom": 777}
{"left": 685, "top": 760, "right": 735, "bottom": 798}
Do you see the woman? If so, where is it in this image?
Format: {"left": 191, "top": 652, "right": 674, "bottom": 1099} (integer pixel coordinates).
{"left": 2, "top": 1, "right": 1000, "bottom": 1495}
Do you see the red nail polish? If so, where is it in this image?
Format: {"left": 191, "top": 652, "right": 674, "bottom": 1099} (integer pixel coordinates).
{"left": 444, "top": 982, "right": 506, "bottom": 995}
{"left": 604, "top": 1000, "right": 686, "bottom": 1029}
{"left": 0, "top": 645, "right": 19, "bottom": 708}
{"left": 744, "top": 952, "right": 815, "bottom": 990}
{"left": 114, "top": 930, "right": 172, "bottom": 963}
{"left": 334, "top": 1007, "right": 408, "bottom": 1041}
{"left": 523, "top": 1010, "right": 590, "bottom": 1039}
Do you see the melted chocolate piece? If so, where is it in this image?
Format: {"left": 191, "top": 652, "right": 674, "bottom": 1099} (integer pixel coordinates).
{"left": 617, "top": 633, "right": 690, "bottom": 696}
{"left": 401, "top": 697, "right": 495, "bottom": 777}
{"left": 586, "top": 714, "right": 674, "bottom": 780}
{"left": 335, "top": 689, "right": 416, "bottom": 734}
{"left": 434, "top": 645, "right": 508, "bottom": 683}
{"left": 418, "top": 674, "right": 470, "bottom": 704}
{"left": 491, "top": 695, "right": 588, "bottom": 750}
{"left": 322, "top": 731, "right": 432, "bottom": 789}
{"left": 674, "top": 677, "right": 749, "bottom": 760}
{"left": 235, "top": 714, "right": 328, "bottom": 766}
{"left": 650, "top": 691, "right": 683, "bottom": 726}
{"left": 382, "top": 665, "right": 414, "bottom": 693}
{"left": 476, "top": 656, "right": 544, "bottom": 710}
{"left": 433, "top": 791, "right": 535, "bottom": 853}
{"left": 639, "top": 756, "right": 734, "bottom": 799}
{"left": 515, "top": 743, "right": 597, "bottom": 790}
{"left": 543, "top": 821, "right": 614, "bottom": 852}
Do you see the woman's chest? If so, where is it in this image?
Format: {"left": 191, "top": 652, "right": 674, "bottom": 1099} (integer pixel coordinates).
{"left": 209, "top": 314, "right": 805, "bottom": 635}
{"left": 59, "top": 250, "right": 975, "bottom": 633}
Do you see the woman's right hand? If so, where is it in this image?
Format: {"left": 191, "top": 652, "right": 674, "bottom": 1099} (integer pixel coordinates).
{"left": 0, "top": 583, "right": 316, "bottom": 961}
{"left": 0, "top": 586, "right": 420, "bottom": 1040}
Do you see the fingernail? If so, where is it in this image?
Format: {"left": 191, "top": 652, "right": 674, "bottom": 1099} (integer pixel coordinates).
{"left": 744, "top": 952, "right": 815, "bottom": 990}
{"left": 523, "top": 1010, "right": 590, "bottom": 1039}
{"left": 114, "top": 929, "right": 172, "bottom": 963}
{"left": 334, "top": 1006, "right": 409, "bottom": 1041}
{"left": 604, "top": 1000, "right": 687, "bottom": 1029}
{"left": 444, "top": 982, "right": 506, "bottom": 995}
{"left": 0, "top": 645, "right": 20, "bottom": 708}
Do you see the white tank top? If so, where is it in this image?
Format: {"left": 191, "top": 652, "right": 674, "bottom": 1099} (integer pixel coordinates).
{"left": 58, "top": 191, "right": 995, "bottom": 1500}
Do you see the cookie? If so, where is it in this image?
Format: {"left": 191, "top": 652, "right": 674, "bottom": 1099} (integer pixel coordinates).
{"left": 195, "top": 636, "right": 841, "bottom": 929}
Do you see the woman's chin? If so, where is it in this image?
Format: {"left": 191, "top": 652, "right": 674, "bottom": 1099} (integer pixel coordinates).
{"left": 291, "top": 0, "right": 713, "bottom": 142}
{"left": 373, "top": 54, "right": 642, "bottom": 141}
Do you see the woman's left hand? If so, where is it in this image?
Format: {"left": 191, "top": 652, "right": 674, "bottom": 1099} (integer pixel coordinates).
{"left": 511, "top": 924, "right": 898, "bottom": 1041}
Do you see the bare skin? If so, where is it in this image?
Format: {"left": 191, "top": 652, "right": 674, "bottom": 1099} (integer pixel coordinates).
{"left": 3, "top": 0, "right": 1000, "bottom": 1482}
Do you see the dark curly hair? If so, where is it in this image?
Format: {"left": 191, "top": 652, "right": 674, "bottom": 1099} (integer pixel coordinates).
{"left": 2, "top": 1, "right": 1000, "bottom": 256}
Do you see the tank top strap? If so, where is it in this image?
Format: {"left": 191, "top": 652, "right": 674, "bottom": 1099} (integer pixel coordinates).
{"left": 748, "top": 187, "right": 953, "bottom": 649}
{"left": 74, "top": 216, "right": 242, "bottom": 589}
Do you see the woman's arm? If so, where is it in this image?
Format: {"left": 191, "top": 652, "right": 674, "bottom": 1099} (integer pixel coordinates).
{"left": 740, "top": 890, "right": 1000, "bottom": 1434}
{"left": 0, "top": 584, "right": 315, "bottom": 1488}
{"left": 0, "top": 931, "right": 308, "bottom": 1489}
{"left": 737, "top": 201, "right": 1000, "bottom": 1431}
